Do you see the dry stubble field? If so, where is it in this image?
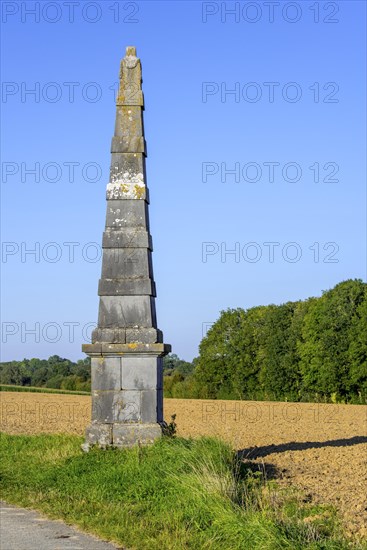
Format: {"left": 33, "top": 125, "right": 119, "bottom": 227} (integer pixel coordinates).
{"left": 1, "top": 392, "right": 366, "bottom": 540}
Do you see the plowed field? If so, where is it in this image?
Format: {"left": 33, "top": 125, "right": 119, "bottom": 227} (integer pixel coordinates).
{"left": 1, "top": 393, "right": 366, "bottom": 540}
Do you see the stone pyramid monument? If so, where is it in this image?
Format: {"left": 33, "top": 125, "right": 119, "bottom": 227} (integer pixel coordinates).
{"left": 82, "top": 46, "right": 171, "bottom": 449}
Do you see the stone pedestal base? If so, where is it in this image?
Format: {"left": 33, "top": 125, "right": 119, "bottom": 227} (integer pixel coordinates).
{"left": 82, "top": 422, "right": 163, "bottom": 451}
{"left": 81, "top": 345, "right": 169, "bottom": 450}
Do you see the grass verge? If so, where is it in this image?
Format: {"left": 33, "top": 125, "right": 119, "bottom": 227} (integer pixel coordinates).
{"left": 0, "top": 433, "right": 361, "bottom": 550}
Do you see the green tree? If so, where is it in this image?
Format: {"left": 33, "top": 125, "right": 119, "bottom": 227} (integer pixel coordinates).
{"left": 73, "top": 358, "right": 91, "bottom": 381}
{"left": 194, "top": 309, "right": 244, "bottom": 399}
{"left": 164, "top": 372, "right": 185, "bottom": 398}
{"left": 348, "top": 289, "right": 367, "bottom": 399}
{"left": 45, "top": 374, "right": 64, "bottom": 389}
{"left": 259, "top": 302, "right": 305, "bottom": 400}
{"left": 0, "top": 362, "right": 22, "bottom": 385}
{"left": 163, "top": 354, "right": 181, "bottom": 375}
{"left": 32, "top": 366, "right": 50, "bottom": 387}
{"left": 229, "top": 306, "right": 268, "bottom": 399}
{"left": 299, "top": 279, "right": 366, "bottom": 400}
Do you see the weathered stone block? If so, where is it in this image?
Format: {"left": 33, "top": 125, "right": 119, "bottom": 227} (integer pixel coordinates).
{"left": 102, "top": 228, "right": 152, "bottom": 249}
{"left": 105, "top": 200, "right": 149, "bottom": 229}
{"left": 110, "top": 153, "right": 145, "bottom": 181}
{"left": 92, "top": 389, "right": 141, "bottom": 423}
{"left": 114, "top": 106, "right": 143, "bottom": 139}
{"left": 98, "top": 278, "right": 156, "bottom": 296}
{"left": 125, "top": 327, "right": 162, "bottom": 343}
{"left": 112, "top": 105, "right": 145, "bottom": 153}
{"left": 120, "top": 356, "right": 162, "bottom": 390}
{"left": 112, "top": 423, "right": 162, "bottom": 447}
{"left": 92, "top": 328, "right": 126, "bottom": 344}
{"left": 85, "top": 423, "right": 113, "bottom": 447}
{"left": 111, "top": 136, "right": 145, "bottom": 154}
{"left": 116, "top": 88, "right": 144, "bottom": 107}
{"left": 141, "top": 389, "right": 163, "bottom": 422}
{"left": 100, "top": 249, "right": 153, "bottom": 279}
{"left": 106, "top": 182, "right": 149, "bottom": 202}
{"left": 99, "top": 343, "right": 171, "bottom": 355}
{"left": 83, "top": 343, "right": 170, "bottom": 356}
{"left": 97, "top": 296, "right": 157, "bottom": 328}
{"left": 82, "top": 343, "right": 102, "bottom": 355}
{"left": 91, "top": 357, "right": 121, "bottom": 391}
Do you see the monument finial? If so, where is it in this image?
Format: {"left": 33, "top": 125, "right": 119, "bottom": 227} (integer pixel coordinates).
{"left": 125, "top": 46, "right": 137, "bottom": 57}
{"left": 117, "top": 45, "right": 142, "bottom": 104}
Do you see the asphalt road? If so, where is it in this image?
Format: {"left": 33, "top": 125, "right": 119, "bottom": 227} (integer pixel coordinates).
{"left": 0, "top": 502, "right": 124, "bottom": 550}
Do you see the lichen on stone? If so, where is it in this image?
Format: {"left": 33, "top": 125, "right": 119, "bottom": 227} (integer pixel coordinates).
{"left": 106, "top": 169, "right": 145, "bottom": 199}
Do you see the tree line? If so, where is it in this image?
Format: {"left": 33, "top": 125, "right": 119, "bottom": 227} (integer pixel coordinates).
{"left": 0, "top": 355, "right": 91, "bottom": 392}
{"left": 1, "top": 279, "right": 366, "bottom": 403}
{"left": 164, "top": 279, "right": 367, "bottom": 403}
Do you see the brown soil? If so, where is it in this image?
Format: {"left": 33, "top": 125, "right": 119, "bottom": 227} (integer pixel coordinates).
{"left": 1, "top": 393, "right": 366, "bottom": 540}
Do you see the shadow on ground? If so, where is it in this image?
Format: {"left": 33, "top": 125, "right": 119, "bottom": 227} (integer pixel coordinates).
{"left": 236, "top": 435, "right": 367, "bottom": 460}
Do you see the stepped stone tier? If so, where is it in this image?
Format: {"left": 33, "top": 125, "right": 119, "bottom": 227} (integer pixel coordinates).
{"left": 82, "top": 46, "right": 171, "bottom": 449}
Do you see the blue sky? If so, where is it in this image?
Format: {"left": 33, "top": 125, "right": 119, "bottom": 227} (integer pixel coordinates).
{"left": 1, "top": 0, "right": 366, "bottom": 362}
